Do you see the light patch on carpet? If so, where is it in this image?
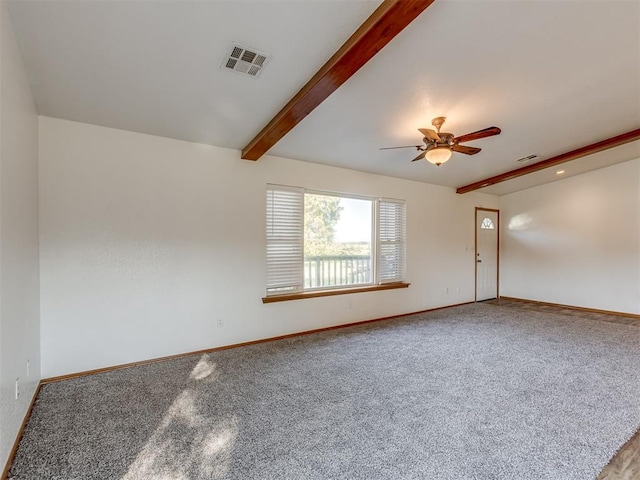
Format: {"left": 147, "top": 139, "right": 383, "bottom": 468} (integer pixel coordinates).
{"left": 189, "top": 354, "right": 218, "bottom": 381}
{"left": 122, "top": 388, "right": 238, "bottom": 480}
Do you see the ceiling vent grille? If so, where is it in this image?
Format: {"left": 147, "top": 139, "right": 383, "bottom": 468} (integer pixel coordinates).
{"left": 222, "top": 44, "right": 271, "bottom": 78}
{"left": 515, "top": 154, "right": 538, "bottom": 163}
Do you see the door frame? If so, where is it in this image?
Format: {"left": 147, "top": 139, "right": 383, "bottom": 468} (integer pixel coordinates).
{"left": 475, "top": 207, "right": 500, "bottom": 302}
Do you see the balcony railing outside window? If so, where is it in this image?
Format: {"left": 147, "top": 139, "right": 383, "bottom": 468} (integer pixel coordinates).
{"left": 304, "top": 255, "right": 372, "bottom": 288}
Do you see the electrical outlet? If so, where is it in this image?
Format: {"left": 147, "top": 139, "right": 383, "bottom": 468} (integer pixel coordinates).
{"left": 446, "top": 287, "right": 449, "bottom": 294}
{"left": 348, "top": 299, "right": 352, "bottom": 309}
{"left": 457, "top": 286, "right": 460, "bottom": 294}
{"left": 217, "top": 316, "right": 224, "bottom": 328}
{"left": 15, "top": 378, "right": 20, "bottom": 400}
{"left": 27, "top": 359, "right": 30, "bottom": 378}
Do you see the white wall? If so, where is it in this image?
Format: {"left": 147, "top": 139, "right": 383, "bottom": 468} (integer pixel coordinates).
{"left": 500, "top": 158, "right": 640, "bottom": 315}
{"left": 0, "top": 0, "right": 40, "bottom": 468}
{"left": 39, "top": 116, "right": 498, "bottom": 378}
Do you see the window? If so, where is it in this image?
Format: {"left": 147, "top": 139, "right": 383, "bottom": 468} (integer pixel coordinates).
{"left": 481, "top": 217, "right": 495, "bottom": 230}
{"left": 304, "top": 193, "right": 372, "bottom": 289}
{"left": 266, "top": 185, "right": 406, "bottom": 298}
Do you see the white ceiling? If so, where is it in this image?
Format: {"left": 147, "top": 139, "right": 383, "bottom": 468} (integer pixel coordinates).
{"left": 7, "top": 0, "right": 640, "bottom": 195}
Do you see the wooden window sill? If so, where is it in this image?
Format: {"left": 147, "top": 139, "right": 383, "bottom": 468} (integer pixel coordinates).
{"left": 262, "top": 282, "right": 410, "bottom": 304}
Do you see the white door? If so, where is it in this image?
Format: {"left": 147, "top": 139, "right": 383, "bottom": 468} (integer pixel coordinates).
{"left": 476, "top": 209, "right": 499, "bottom": 301}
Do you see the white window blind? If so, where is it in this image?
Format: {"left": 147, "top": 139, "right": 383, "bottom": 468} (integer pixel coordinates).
{"left": 266, "top": 185, "right": 304, "bottom": 295}
{"left": 377, "top": 199, "right": 406, "bottom": 284}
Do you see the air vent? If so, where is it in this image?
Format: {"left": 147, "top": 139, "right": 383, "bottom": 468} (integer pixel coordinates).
{"left": 222, "top": 43, "right": 271, "bottom": 78}
{"left": 515, "top": 154, "right": 538, "bottom": 163}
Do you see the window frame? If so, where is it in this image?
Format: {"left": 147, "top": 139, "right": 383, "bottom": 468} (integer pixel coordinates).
{"left": 264, "top": 184, "right": 409, "bottom": 302}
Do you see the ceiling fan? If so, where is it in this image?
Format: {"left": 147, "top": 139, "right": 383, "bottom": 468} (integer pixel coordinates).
{"left": 380, "top": 117, "right": 501, "bottom": 166}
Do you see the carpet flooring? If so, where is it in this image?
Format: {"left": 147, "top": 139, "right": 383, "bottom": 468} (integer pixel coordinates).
{"left": 9, "top": 303, "right": 640, "bottom": 479}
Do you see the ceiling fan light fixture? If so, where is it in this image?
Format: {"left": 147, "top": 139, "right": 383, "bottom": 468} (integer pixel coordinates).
{"left": 425, "top": 146, "right": 452, "bottom": 166}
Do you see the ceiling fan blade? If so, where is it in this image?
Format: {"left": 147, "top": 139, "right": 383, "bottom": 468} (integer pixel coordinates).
{"left": 419, "top": 128, "right": 440, "bottom": 142}
{"left": 379, "top": 145, "right": 423, "bottom": 150}
{"left": 454, "top": 126, "right": 501, "bottom": 143}
{"left": 452, "top": 144, "right": 481, "bottom": 155}
{"left": 411, "top": 151, "right": 426, "bottom": 162}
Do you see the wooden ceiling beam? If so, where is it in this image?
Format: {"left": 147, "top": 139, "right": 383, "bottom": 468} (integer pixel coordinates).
{"left": 241, "top": 0, "right": 435, "bottom": 161}
{"left": 456, "top": 128, "right": 640, "bottom": 194}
